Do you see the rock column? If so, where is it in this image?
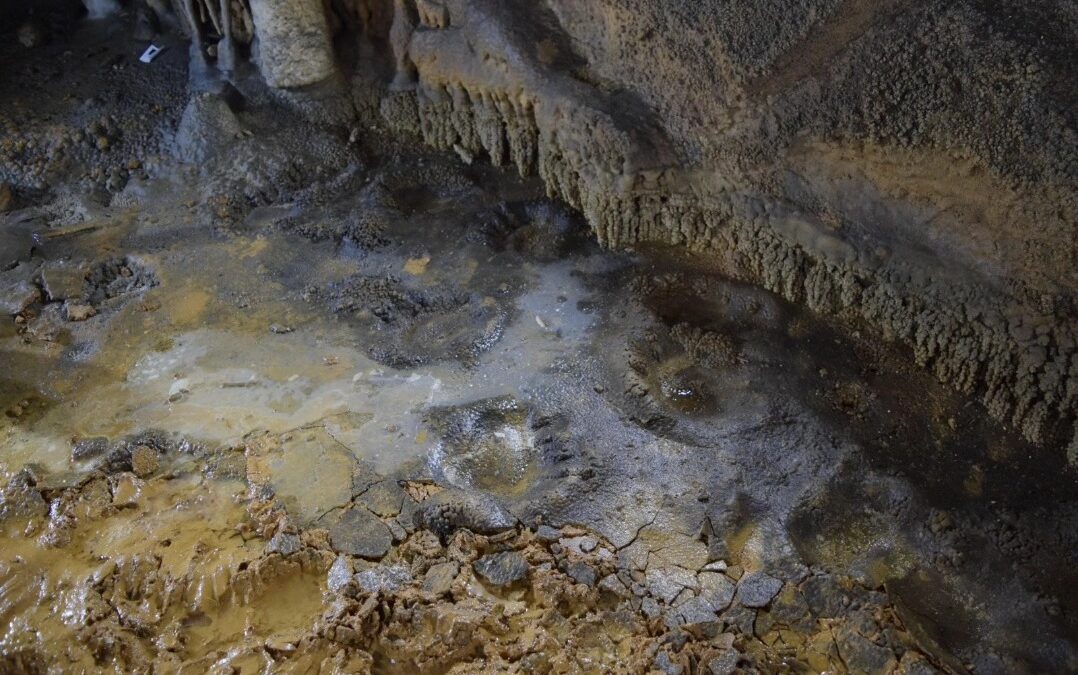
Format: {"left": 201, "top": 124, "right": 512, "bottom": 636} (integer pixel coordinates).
{"left": 249, "top": 0, "right": 335, "bottom": 88}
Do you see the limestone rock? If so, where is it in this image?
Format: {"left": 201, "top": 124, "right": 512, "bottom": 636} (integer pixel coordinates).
{"left": 0, "top": 262, "right": 40, "bottom": 315}
{"left": 64, "top": 302, "right": 96, "bottom": 322}
{"left": 355, "top": 564, "right": 412, "bottom": 594}
{"left": 422, "top": 561, "right": 459, "bottom": 595}
{"left": 267, "top": 531, "right": 302, "bottom": 556}
{"left": 129, "top": 445, "right": 159, "bottom": 478}
{"left": 327, "top": 555, "right": 354, "bottom": 593}
{"left": 40, "top": 262, "right": 88, "bottom": 302}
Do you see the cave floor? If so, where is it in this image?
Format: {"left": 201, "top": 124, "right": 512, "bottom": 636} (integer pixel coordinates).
{"left": 0, "top": 16, "right": 1076, "bottom": 675}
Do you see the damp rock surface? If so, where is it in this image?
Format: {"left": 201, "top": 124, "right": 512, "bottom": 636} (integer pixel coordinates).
{"left": 328, "top": 507, "right": 393, "bottom": 559}
{"left": 474, "top": 550, "right": 530, "bottom": 587}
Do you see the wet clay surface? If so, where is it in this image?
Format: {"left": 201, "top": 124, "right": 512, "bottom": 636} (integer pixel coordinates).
{"left": 1, "top": 16, "right": 1077, "bottom": 675}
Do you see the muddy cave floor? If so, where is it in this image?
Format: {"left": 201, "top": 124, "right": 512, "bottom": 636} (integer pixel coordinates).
{"left": 2, "top": 22, "right": 1078, "bottom": 675}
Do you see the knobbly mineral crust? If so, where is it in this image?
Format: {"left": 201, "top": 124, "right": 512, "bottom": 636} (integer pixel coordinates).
{"left": 0, "top": 0, "right": 1075, "bottom": 672}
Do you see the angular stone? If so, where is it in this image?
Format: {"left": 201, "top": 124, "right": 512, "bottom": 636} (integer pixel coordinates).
{"left": 267, "top": 531, "right": 302, "bottom": 556}
{"left": 653, "top": 651, "right": 684, "bottom": 675}
{"left": 328, "top": 507, "right": 392, "bottom": 559}
{"left": 646, "top": 565, "right": 697, "bottom": 604}
{"left": 801, "top": 574, "right": 847, "bottom": 618}
{"left": 355, "top": 564, "right": 412, "bottom": 594}
{"left": 327, "top": 555, "right": 354, "bottom": 593}
{"left": 721, "top": 605, "right": 757, "bottom": 635}
{"left": 667, "top": 595, "right": 720, "bottom": 628}
{"left": 64, "top": 302, "right": 96, "bottom": 321}
{"left": 72, "top": 437, "right": 110, "bottom": 461}
{"left": 737, "top": 571, "right": 783, "bottom": 608}
{"left": 0, "top": 482, "right": 48, "bottom": 521}
{"left": 562, "top": 560, "right": 597, "bottom": 587}
{"left": 39, "top": 262, "right": 88, "bottom": 302}
{"left": 707, "top": 649, "right": 740, "bottom": 675}
{"left": 110, "top": 473, "right": 143, "bottom": 507}
{"left": 559, "top": 535, "right": 598, "bottom": 554}
{"left": 474, "top": 551, "right": 529, "bottom": 587}
{"left": 422, "top": 561, "right": 459, "bottom": 595}
{"left": 357, "top": 480, "right": 406, "bottom": 517}
{"left": 599, "top": 573, "right": 631, "bottom": 597}
{"left": 0, "top": 262, "right": 40, "bottom": 315}
{"left": 837, "top": 631, "right": 898, "bottom": 675}
{"left": 535, "top": 524, "right": 561, "bottom": 541}
{"left": 641, "top": 596, "right": 662, "bottom": 619}
{"left": 698, "top": 571, "right": 736, "bottom": 611}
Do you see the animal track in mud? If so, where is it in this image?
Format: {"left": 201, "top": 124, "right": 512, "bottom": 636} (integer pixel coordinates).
{"left": 610, "top": 274, "right": 764, "bottom": 439}
{"left": 277, "top": 178, "right": 396, "bottom": 251}
{"left": 626, "top": 331, "right": 725, "bottom": 422}
{"left": 425, "top": 396, "right": 540, "bottom": 498}
{"left": 82, "top": 256, "right": 157, "bottom": 307}
{"left": 474, "top": 198, "right": 594, "bottom": 262}
{"left": 309, "top": 274, "right": 512, "bottom": 367}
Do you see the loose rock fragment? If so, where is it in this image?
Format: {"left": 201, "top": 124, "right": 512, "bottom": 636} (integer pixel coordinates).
{"left": 474, "top": 551, "right": 529, "bottom": 587}
{"left": 327, "top": 555, "right": 354, "bottom": 593}
{"left": 736, "top": 572, "right": 783, "bottom": 608}
{"left": 355, "top": 564, "right": 412, "bottom": 594}
{"left": 64, "top": 302, "right": 96, "bottom": 322}
{"left": 328, "top": 508, "right": 393, "bottom": 559}
{"left": 267, "top": 530, "right": 302, "bottom": 556}
{"left": 422, "top": 561, "right": 459, "bottom": 595}
{"left": 129, "top": 445, "right": 159, "bottom": 478}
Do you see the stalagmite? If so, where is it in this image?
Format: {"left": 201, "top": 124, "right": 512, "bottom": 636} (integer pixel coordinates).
{"left": 178, "top": 0, "right": 211, "bottom": 81}
{"left": 389, "top": 0, "right": 418, "bottom": 91}
{"left": 216, "top": 0, "right": 236, "bottom": 75}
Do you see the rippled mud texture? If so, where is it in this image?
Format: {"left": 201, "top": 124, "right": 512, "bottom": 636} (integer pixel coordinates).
{"left": 1, "top": 2, "right": 1077, "bottom": 674}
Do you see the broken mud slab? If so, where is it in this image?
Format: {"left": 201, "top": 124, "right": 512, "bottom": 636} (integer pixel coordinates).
{"left": 0, "top": 446, "right": 943, "bottom": 674}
